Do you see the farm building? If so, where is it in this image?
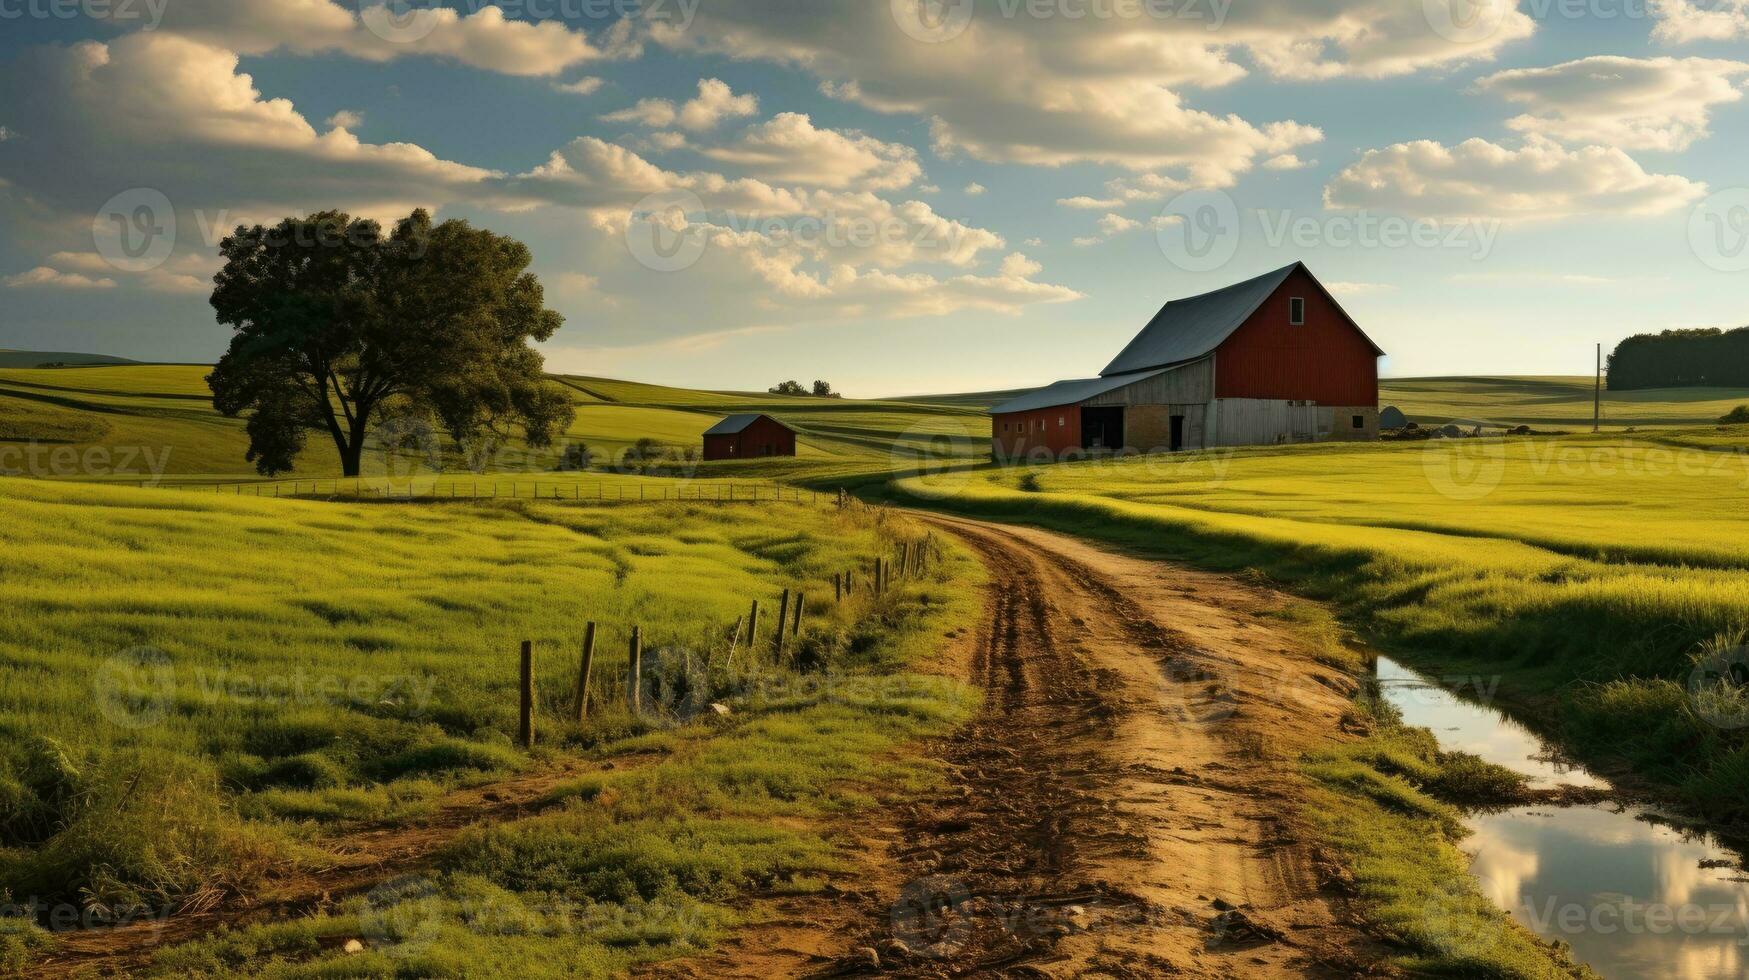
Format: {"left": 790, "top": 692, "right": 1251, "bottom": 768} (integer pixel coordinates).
{"left": 990, "top": 262, "right": 1383, "bottom": 458}
{"left": 702, "top": 414, "right": 796, "bottom": 461}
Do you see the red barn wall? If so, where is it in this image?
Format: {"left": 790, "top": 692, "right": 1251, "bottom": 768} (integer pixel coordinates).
{"left": 1214, "top": 268, "right": 1379, "bottom": 407}
{"left": 991, "top": 407, "right": 1081, "bottom": 458}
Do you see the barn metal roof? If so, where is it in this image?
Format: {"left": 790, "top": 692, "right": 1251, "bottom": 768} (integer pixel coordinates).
{"left": 986, "top": 368, "right": 1170, "bottom": 415}
{"left": 703, "top": 413, "right": 781, "bottom": 435}
{"left": 1099, "top": 262, "right": 1300, "bottom": 377}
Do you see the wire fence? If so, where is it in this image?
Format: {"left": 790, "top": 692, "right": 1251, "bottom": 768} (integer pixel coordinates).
{"left": 151, "top": 477, "right": 827, "bottom": 505}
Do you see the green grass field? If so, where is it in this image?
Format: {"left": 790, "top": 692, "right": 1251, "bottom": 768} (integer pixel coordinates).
{"left": 6, "top": 359, "right": 1749, "bottom": 976}
{"left": 0, "top": 477, "right": 980, "bottom": 975}
{"left": 897, "top": 431, "right": 1749, "bottom": 826}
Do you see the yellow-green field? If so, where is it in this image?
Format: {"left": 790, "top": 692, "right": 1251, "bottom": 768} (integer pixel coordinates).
{"left": 0, "top": 478, "right": 980, "bottom": 975}
{"left": 1380, "top": 375, "right": 1749, "bottom": 430}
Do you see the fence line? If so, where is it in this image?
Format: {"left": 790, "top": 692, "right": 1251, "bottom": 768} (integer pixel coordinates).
{"left": 145, "top": 476, "right": 825, "bottom": 506}
{"left": 520, "top": 533, "right": 941, "bottom": 744}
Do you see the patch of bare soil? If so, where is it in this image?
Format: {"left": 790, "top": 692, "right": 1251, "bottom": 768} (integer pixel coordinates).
{"left": 33, "top": 754, "right": 649, "bottom": 978}
{"left": 654, "top": 515, "right": 1396, "bottom": 979}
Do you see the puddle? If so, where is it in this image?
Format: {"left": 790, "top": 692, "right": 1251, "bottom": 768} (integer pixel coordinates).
{"left": 1374, "top": 656, "right": 1749, "bottom": 979}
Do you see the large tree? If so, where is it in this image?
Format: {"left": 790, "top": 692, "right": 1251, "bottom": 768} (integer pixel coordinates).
{"left": 207, "top": 209, "right": 574, "bottom": 476}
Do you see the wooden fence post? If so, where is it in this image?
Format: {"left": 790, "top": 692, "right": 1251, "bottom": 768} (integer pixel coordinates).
{"left": 519, "top": 640, "right": 535, "bottom": 749}
{"left": 574, "top": 623, "right": 597, "bottom": 722}
{"left": 748, "top": 599, "right": 761, "bottom": 651}
{"left": 791, "top": 591, "right": 804, "bottom": 637}
{"left": 900, "top": 543, "right": 910, "bottom": 579}
{"left": 775, "top": 589, "right": 791, "bottom": 652}
{"left": 628, "top": 626, "right": 642, "bottom": 715}
{"left": 833, "top": 572, "right": 842, "bottom": 603}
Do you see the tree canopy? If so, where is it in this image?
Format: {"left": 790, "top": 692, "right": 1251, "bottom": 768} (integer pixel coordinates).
{"left": 1608, "top": 327, "right": 1749, "bottom": 390}
{"left": 207, "top": 209, "right": 574, "bottom": 476}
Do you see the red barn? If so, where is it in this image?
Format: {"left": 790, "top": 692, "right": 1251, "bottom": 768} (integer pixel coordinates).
{"left": 990, "top": 262, "right": 1383, "bottom": 459}
{"left": 702, "top": 414, "right": 797, "bottom": 461}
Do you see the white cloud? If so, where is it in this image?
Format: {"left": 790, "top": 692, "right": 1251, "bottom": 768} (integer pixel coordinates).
{"left": 1097, "top": 213, "right": 1140, "bottom": 236}
{"left": 0, "top": 34, "right": 505, "bottom": 221}
{"left": 701, "top": 113, "right": 921, "bottom": 190}
{"left": 602, "top": 78, "right": 758, "bottom": 131}
{"left": 0, "top": 126, "right": 13, "bottom": 142}
{"left": 40, "top": 251, "right": 217, "bottom": 294}
{"left": 646, "top": 1, "right": 1527, "bottom": 184}
{"left": 1263, "top": 154, "right": 1311, "bottom": 171}
{"left": 1475, "top": 56, "right": 1749, "bottom": 152}
{"left": 4, "top": 266, "right": 116, "bottom": 289}
{"left": 963, "top": 182, "right": 986, "bottom": 196}
{"left": 1324, "top": 137, "right": 1706, "bottom": 220}
{"left": 1653, "top": 0, "right": 1749, "bottom": 42}
{"left": 326, "top": 109, "right": 364, "bottom": 130}
{"left": 99, "top": 0, "right": 614, "bottom": 77}
{"left": 999, "top": 252, "right": 1042, "bottom": 278}
{"left": 553, "top": 76, "right": 605, "bottom": 96}
{"left": 1057, "top": 195, "right": 1122, "bottom": 210}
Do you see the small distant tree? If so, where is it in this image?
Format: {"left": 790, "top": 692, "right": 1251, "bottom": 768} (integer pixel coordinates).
{"left": 556, "top": 443, "right": 594, "bottom": 471}
{"left": 811, "top": 379, "right": 841, "bottom": 398}
{"left": 207, "top": 209, "right": 575, "bottom": 476}
{"left": 769, "top": 380, "right": 806, "bottom": 396}
{"left": 1721, "top": 405, "right": 1749, "bottom": 425}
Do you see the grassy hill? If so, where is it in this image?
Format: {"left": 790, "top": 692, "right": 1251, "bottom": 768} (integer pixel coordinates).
{"left": 0, "top": 350, "right": 141, "bottom": 368}
{"left": 0, "top": 365, "right": 991, "bottom": 484}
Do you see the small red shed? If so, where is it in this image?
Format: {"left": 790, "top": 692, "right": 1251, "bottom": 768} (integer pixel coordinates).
{"left": 702, "top": 414, "right": 797, "bottom": 461}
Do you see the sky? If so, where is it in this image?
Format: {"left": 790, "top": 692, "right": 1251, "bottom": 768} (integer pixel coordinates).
{"left": 1, "top": 0, "right": 1746, "bottom": 397}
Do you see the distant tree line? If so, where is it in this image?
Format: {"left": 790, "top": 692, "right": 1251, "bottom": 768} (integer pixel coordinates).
{"left": 768, "top": 380, "right": 842, "bottom": 398}
{"left": 1608, "top": 327, "right": 1749, "bottom": 390}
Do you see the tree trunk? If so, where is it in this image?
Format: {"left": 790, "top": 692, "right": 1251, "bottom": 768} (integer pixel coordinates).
{"left": 340, "top": 442, "right": 363, "bottom": 478}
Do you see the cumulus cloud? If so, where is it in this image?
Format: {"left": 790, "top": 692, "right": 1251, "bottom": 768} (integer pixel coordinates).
{"left": 1324, "top": 137, "right": 1706, "bottom": 220}
{"left": 1263, "top": 154, "right": 1311, "bottom": 170}
{"left": 602, "top": 78, "right": 758, "bottom": 131}
{"left": 326, "top": 109, "right": 364, "bottom": 130}
{"left": 1097, "top": 213, "right": 1140, "bottom": 236}
{"left": 1475, "top": 56, "right": 1749, "bottom": 152}
{"left": 0, "top": 34, "right": 505, "bottom": 222}
{"left": 963, "top": 182, "right": 986, "bottom": 196}
{"left": 1653, "top": 0, "right": 1749, "bottom": 42}
{"left": 645, "top": 0, "right": 1527, "bottom": 184}
{"left": 3, "top": 266, "right": 116, "bottom": 289}
{"left": 701, "top": 113, "right": 921, "bottom": 190}
{"left": 93, "top": 0, "right": 615, "bottom": 77}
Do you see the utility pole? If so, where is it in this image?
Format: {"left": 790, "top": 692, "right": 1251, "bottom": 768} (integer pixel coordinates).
{"left": 1593, "top": 342, "right": 1602, "bottom": 434}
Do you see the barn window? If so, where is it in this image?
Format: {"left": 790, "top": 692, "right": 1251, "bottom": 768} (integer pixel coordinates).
{"left": 1290, "top": 297, "right": 1305, "bottom": 325}
{"left": 1058, "top": 416, "right": 1065, "bottom": 427}
{"left": 1352, "top": 415, "right": 1364, "bottom": 429}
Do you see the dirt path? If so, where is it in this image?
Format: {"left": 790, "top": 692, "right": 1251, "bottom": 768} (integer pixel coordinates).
{"left": 655, "top": 515, "right": 1389, "bottom": 979}
{"left": 34, "top": 755, "right": 646, "bottom": 978}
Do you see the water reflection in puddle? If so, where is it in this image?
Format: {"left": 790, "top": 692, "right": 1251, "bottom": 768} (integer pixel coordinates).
{"left": 1374, "top": 657, "right": 1749, "bottom": 979}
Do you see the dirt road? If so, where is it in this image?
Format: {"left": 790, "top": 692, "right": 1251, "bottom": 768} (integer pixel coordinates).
{"left": 47, "top": 515, "right": 1385, "bottom": 978}
{"left": 659, "top": 515, "right": 1390, "bottom": 978}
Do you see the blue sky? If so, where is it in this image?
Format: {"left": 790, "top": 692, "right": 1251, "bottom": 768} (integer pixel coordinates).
{"left": 1, "top": 0, "right": 1746, "bottom": 396}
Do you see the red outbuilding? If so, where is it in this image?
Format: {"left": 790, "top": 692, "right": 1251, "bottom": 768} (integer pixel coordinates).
{"left": 702, "top": 414, "right": 797, "bottom": 461}
{"left": 990, "top": 262, "right": 1384, "bottom": 459}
